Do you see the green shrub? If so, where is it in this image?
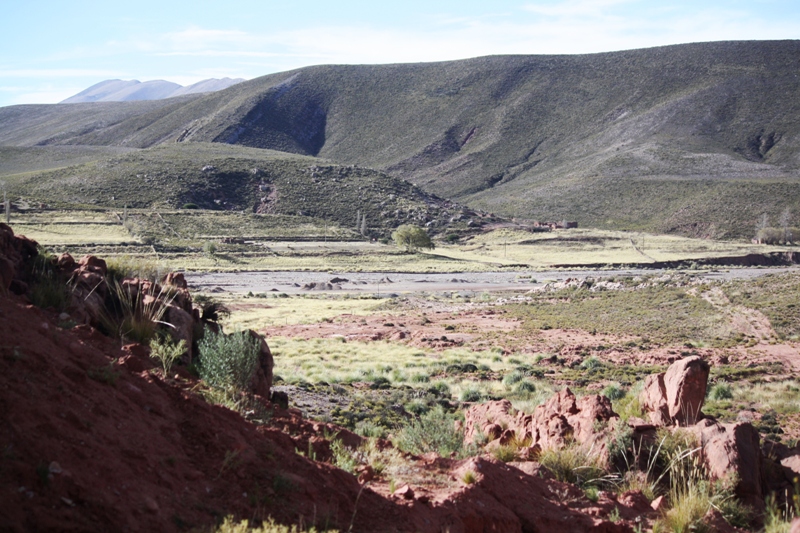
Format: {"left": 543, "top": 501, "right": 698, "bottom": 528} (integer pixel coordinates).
{"left": 708, "top": 382, "right": 733, "bottom": 401}
{"left": 182, "top": 203, "right": 199, "bottom": 209}
{"left": 100, "top": 279, "right": 174, "bottom": 343}
{"left": 198, "top": 330, "right": 260, "bottom": 393}
{"left": 602, "top": 383, "right": 626, "bottom": 401}
{"left": 394, "top": 406, "right": 470, "bottom": 458}
{"left": 391, "top": 224, "right": 434, "bottom": 252}
{"left": 503, "top": 370, "right": 524, "bottom": 386}
{"left": 459, "top": 387, "right": 482, "bottom": 402}
{"left": 27, "top": 250, "right": 70, "bottom": 311}
{"left": 515, "top": 380, "right": 537, "bottom": 394}
{"left": 149, "top": 336, "right": 187, "bottom": 377}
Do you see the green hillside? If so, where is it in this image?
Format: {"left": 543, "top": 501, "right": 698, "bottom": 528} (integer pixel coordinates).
{"left": 2, "top": 143, "right": 481, "bottom": 236}
{"left": 2, "top": 41, "right": 800, "bottom": 238}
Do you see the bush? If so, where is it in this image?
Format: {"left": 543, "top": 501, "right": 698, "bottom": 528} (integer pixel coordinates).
{"left": 503, "top": 370, "right": 524, "bottom": 387}
{"left": 459, "top": 387, "right": 482, "bottom": 402}
{"left": 708, "top": 382, "right": 733, "bottom": 401}
{"left": 198, "top": 330, "right": 260, "bottom": 393}
{"left": 602, "top": 383, "right": 626, "bottom": 401}
{"left": 394, "top": 406, "right": 471, "bottom": 458}
{"left": 26, "top": 250, "right": 70, "bottom": 311}
{"left": 391, "top": 224, "right": 434, "bottom": 252}
{"left": 149, "top": 336, "right": 187, "bottom": 377}
{"left": 100, "top": 279, "right": 174, "bottom": 343}
{"left": 182, "top": 203, "right": 199, "bottom": 209}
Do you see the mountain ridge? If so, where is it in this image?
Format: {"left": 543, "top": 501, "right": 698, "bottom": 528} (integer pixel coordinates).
{"left": 3, "top": 40, "right": 800, "bottom": 238}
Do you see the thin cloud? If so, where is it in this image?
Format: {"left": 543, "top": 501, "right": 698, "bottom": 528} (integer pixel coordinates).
{"left": 0, "top": 68, "right": 125, "bottom": 78}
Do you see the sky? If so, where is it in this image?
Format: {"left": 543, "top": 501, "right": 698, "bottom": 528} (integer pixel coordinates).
{"left": 1, "top": 0, "right": 798, "bottom": 107}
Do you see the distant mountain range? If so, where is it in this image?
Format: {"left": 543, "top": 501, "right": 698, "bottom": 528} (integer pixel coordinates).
{"left": 60, "top": 78, "right": 245, "bottom": 103}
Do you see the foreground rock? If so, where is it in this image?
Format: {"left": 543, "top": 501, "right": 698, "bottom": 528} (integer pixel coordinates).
{"left": 639, "top": 355, "right": 709, "bottom": 426}
{"left": 464, "top": 388, "right": 619, "bottom": 461}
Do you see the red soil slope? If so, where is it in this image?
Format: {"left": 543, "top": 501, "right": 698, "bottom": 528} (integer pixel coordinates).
{"left": 0, "top": 290, "right": 647, "bottom": 532}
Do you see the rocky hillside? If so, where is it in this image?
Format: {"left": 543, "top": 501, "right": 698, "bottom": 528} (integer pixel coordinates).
{"left": 2, "top": 40, "right": 800, "bottom": 237}
{"left": 3, "top": 143, "right": 484, "bottom": 235}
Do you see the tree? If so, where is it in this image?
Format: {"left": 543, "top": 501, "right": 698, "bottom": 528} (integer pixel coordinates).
{"left": 391, "top": 224, "right": 434, "bottom": 252}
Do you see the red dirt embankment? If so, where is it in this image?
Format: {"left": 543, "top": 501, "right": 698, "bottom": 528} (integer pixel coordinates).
{"left": 0, "top": 293, "right": 651, "bottom": 532}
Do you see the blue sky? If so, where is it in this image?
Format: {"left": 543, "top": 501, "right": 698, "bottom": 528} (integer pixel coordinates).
{"left": 1, "top": 0, "right": 798, "bottom": 107}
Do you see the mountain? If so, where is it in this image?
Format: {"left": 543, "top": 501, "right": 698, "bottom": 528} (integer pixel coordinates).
{"left": 3, "top": 41, "right": 800, "bottom": 238}
{"left": 60, "top": 77, "right": 245, "bottom": 103}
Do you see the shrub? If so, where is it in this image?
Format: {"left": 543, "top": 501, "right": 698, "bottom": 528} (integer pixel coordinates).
{"left": 100, "top": 279, "right": 175, "bottom": 344}
{"left": 459, "top": 387, "right": 482, "bottom": 402}
{"left": 149, "top": 336, "right": 187, "bottom": 377}
{"left": 708, "top": 382, "right": 733, "bottom": 401}
{"left": 203, "top": 241, "right": 217, "bottom": 255}
{"left": 198, "top": 330, "right": 260, "bottom": 393}
{"left": 182, "top": 203, "right": 199, "bottom": 209}
{"left": 462, "top": 469, "right": 477, "bottom": 484}
{"left": 394, "top": 406, "right": 471, "bottom": 458}
{"left": 503, "top": 370, "right": 524, "bottom": 387}
{"left": 602, "top": 383, "right": 626, "bottom": 401}
{"left": 27, "top": 250, "right": 70, "bottom": 311}
{"left": 580, "top": 357, "right": 603, "bottom": 370}
{"left": 391, "top": 224, "right": 434, "bottom": 252}
{"left": 515, "top": 380, "right": 537, "bottom": 394}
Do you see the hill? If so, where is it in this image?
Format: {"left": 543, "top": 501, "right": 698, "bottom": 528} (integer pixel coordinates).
{"left": 1, "top": 143, "right": 479, "bottom": 235}
{"left": 60, "top": 78, "right": 245, "bottom": 103}
{"left": 2, "top": 41, "right": 800, "bottom": 238}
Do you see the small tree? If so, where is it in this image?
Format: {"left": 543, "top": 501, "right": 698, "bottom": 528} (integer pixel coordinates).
{"left": 391, "top": 224, "right": 434, "bottom": 252}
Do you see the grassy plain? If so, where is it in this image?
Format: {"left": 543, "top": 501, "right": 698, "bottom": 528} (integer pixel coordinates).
{"left": 9, "top": 210, "right": 794, "bottom": 272}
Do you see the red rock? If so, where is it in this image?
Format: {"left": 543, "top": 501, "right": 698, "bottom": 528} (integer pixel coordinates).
{"left": 56, "top": 252, "right": 76, "bottom": 272}
{"left": 664, "top": 356, "right": 709, "bottom": 425}
{"left": 0, "top": 255, "right": 13, "bottom": 291}
{"left": 696, "top": 420, "right": 763, "bottom": 509}
{"left": 640, "top": 373, "right": 671, "bottom": 426}
{"left": 162, "top": 272, "right": 187, "bottom": 289}
{"left": 78, "top": 254, "right": 107, "bottom": 275}
{"left": 395, "top": 484, "right": 415, "bottom": 500}
{"left": 248, "top": 330, "right": 274, "bottom": 398}
{"left": 650, "top": 495, "right": 665, "bottom": 511}
{"left": 781, "top": 455, "right": 800, "bottom": 483}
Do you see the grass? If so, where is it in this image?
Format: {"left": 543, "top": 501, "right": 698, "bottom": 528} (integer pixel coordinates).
{"left": 723, "top": 272, "right": 800, "bottom": 340}
{"left": 393, "top": 406, "right": 474, "bottom": 458}
{"left": 507, "top": 282, "right": 732, "bottom": 345}
{"left": 538, "top": 441, "right": 608, "bottom": 487}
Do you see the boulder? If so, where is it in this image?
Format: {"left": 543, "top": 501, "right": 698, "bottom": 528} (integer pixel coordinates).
{"left": 664, "top": 356, "right": 709, "bottom": 425}
{"left": 464, "top": 389, "right": 618, "bottom": 461}
{"left": 163, "top": 305, "right": 195, "bottom": 360}
{"left": 781, "top": 455, "right": 800, "bottom": 483}
{"left": 639, "top": 373, "right": 671, "bottom": 426}
{"left": 640, "top": 356, "right": 710, "bottom": 426}
{"left": 78, "top": 255, "right": 107, "bottom": 275}
{"left": 695, "top": 420, "right": 763, "bottom": 509}
{"left": 247, "top": 330, "right": 274, "bottom": 398}
{"left": 0, "top": 223, "right": 38, "bottom": 291}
